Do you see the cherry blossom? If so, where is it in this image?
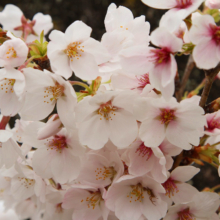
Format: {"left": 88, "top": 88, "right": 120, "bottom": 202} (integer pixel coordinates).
{"left": 62, "top": 185, "right": 109, "bottom": 220}
{"left": 48, "top": 21, "right": 110, "bottom": 80}
{"left": 75, "top": 90, "right": 138, "bottom": 149}
{"left": 105, "top": 175, "right": 167, "bottom": 220}
{"left": 0, "top": 4, "right": 53, "bottom": 42}
{"left": 23, "top": 122, "right": 85, "bottom": 184}
{"left": 164, "top": 192, "right": 220, "bottom": 220}
{"left": 141, "top": 0, "right": 204, "bottom": 32}
{"left": 206, "top": 0, "right": 220, "bottom": 8}
{"left": 20, "top": 68, "right": 77, "bottom": 129}
{"left": 161, "top": 166, "right": 199, "bottom": 206}
{"left": 134, "top": 96, "right": 206, "bottom": 149}
{"left": 189, "top": 14, "right": 220, "bottom": 69}
{"left": 120, "top": 27, "right": 182, "bottom": 100}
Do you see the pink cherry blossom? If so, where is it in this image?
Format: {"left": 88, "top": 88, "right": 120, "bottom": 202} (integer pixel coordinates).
{"left": 0, "top": 4, "right": 53, "bottom": 42}
{"left": 20, "top": 68, "right": 77, "bottom": 129}
{"left": 75, "top": 90, "right": 138, "bottom": 149}
{"left": 77, "top": 150, "right": 124, "bottom": 187}
{"left": 205, "top": 111, "right": 220, "bottom": 135}
{"left": 105, "top": 175, "right": 167, "bottom": 220}
{"left": 134, "top": 96, "right": 206, "bottom": 149}
{"left": 48, "top": 21, "right": 110, "bottom": 80}
{"left": 141, "top": 0, "right": 204, "bottom": 32}
{"left": 162, "top": 166, "right": 199, "bottom": 206}
{"left": 0, "top": 32, "right": 28, "bottom": 68}
{"left": 164, "top": 192, "right": 220, "bottom": 220}
{"left": 23, "top": 122, "right": 85, "bottom": 184}
{"left": 189, "top": 14, "right": 220, "bottom": 69}
{"left": 120, "top": 27, "right": 182, "bottom": 100}
{"left": 62, "top": 185, "right": 109, "bottom": 220}
{"left": 0, "top": 68, "right": 25, "bottom": 116}
{"left": 206, "top": 0, "right": 220, "bottom": 8}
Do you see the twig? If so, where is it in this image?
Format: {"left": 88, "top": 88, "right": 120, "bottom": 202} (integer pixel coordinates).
{"left": 0, "top": 116, "right": 10, "bottom": 130}
{"left": 176, "top": 55, "right": 195, "bottom": 101}
{"left": 199, "top": 63, "right": 220, "bottom": 108}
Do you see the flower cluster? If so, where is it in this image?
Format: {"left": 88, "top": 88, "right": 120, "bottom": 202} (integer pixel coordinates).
{"left": 0, "top": 2, "right": 220, "bottom": 220}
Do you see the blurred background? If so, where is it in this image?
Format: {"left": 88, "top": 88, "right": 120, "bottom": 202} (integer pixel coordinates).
{"left": 0, "top": 0, "right": 219, "bottom": 192}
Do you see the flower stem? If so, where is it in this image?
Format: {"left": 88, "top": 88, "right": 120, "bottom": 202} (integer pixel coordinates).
{"left": 69, "top": 81, "right": 91, "bottom": 92}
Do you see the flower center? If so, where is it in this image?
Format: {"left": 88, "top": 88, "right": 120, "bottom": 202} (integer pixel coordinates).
{"left": 136, "top": 73, "right": 150, "bottom": 89}
{"left": 64, "top": 42, "right": 84, "bottom": 61}
{"left": 150, "top": 48, "right": 171, "bottom": 66}
{"left": 210, "top": 24, "right": 220, "bottom": 45}
{"left": 127, "top": 184, "right": 157, "bottom": 205}
{"left": 178, "top": 208, "right": 195, "bottom": 220}
{"left": 127, "top": 183, "right": 145, "bottom": 203}
{"left": 162, "top": 178, "right": 179, "bottom": 198}
{"left": 206, "top": 116, "right": 220, "bottom": 131}
{"left": 95, "top": 166, "right": 116, "bottom": 181}
{"left": 43, "top": 82, "right": 64, "bottom": 104}
{"left": 47, "top": 135, "right": 68, "bottom": 153}
{"left": 97, "top": 100, "right": 117, "bottom": 121}
{"left": 81, "top": 191, "right": 102, "bottom": 210}
{"left": 0, "top": 78, "right": 15, "bottom": 94}
{"left": 176, "top": 0, "right": 192, "bottom": 8}
{"left": 157, "top": 108, "right": 176, "bottom": 126}
{"left": 18, "top": 177, "right": 35, "bottom": 188}
{"left": 5, "top": 47, "right": 17, "bottom": 59}
{"left": 135, "top": 142, "right": 153, "bottom": 160}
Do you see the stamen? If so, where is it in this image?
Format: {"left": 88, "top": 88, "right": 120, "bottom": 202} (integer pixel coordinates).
{"left": 97, "top": 100, "right": 118, "bottom": 121}
{"left": 156, "top": 108, "right": 176, "bottom": 126}
{"left": 136, "top": 73, "right": 150, "bottom": 89}
{"left": 149, "top": 48, "right": 171, "bottom": 66}
{"left": 43, "top": 82, "right": 64, "bottom": 104}
{"left": 95, "top": 166, "right": 116, "bottom": 181}
{"left": 64, "top": 42, "right": 84, "bottom": 61}
{"left": 84, "top": 191, "right": 103, "bottom": 210}
{"left": 178, "top": 208, "right": 195, "bottom": 220}
{"left": 5, "top": 47, "right": 17, "bottom": 59}
{"left": 135, "top": 143, "right": 153, "bottom": 160}
{"left": 47, "top": 135, "right": 68, "bottom": 153}
{"left": 162, "top": 178, "right": 179, "bottom": 197}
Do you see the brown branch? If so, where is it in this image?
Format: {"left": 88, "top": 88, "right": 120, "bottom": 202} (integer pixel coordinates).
{"left": 199, "top": 63, "right": 220, "bottom": 108}
{"left": 176, "top": 55, "right": 195, "bottom": 102}
{"left": 0, "top": 116, "right": 10, "bottom": 130}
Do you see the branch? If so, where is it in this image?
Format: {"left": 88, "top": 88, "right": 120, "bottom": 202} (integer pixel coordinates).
{"left": 199, "top": 63, "right": 220, "bottom": 108}
{"left": 0, "top": 116, "right": 10, "bottom": 130}
{"left": 176, "top": 55, "right": 195, "bottom": 102}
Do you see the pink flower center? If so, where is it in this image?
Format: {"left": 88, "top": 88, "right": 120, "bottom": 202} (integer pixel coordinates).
{"left": 43, "top": 82, "right": 64, "bottom": 104}
{"left": 47, "top": 135, "right": 68, "bottom": 152}
{"left": 64, "top": 42, "right": 84, "bottom": 61}
{"left": 94, "top": 166, "right": 116, "bottom": 181}
{"left": 0, "top": 78, "right": 15, "bottom": 94}
{"left": 150, "top": 48, "right": 171, "bottom": 66}
{"left": 81, "top": 191, "right": 102, "bottom": 210}
{"left": 175, "top": 0, "right": 192, "bottom": 9}
{"left": 97, "top": 100, "right": 118, "bottom": 121}
{"left": 135, "top": 142, "right": 153, "bottom": 160}
{"left": 136, "top": 73, "right": 150, "bottom": 89}
{"left": 206, "top": 116, "right": 220, "bottom": 131}
{"left": 158, "top": 108, "right": 176, "bottom": 126}
{"left": 162, "top": 178, "right": 179, "bottom": 197}
{"left": 210, "top": 24, "right": 220, "bottom": 45}
{"left": 178, "top": 208, "right": 195, "bottom": 220}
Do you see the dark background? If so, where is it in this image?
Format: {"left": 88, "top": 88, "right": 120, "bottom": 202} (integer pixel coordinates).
{"left": 0, "top": 0, "right": 220, "bottom": 193}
